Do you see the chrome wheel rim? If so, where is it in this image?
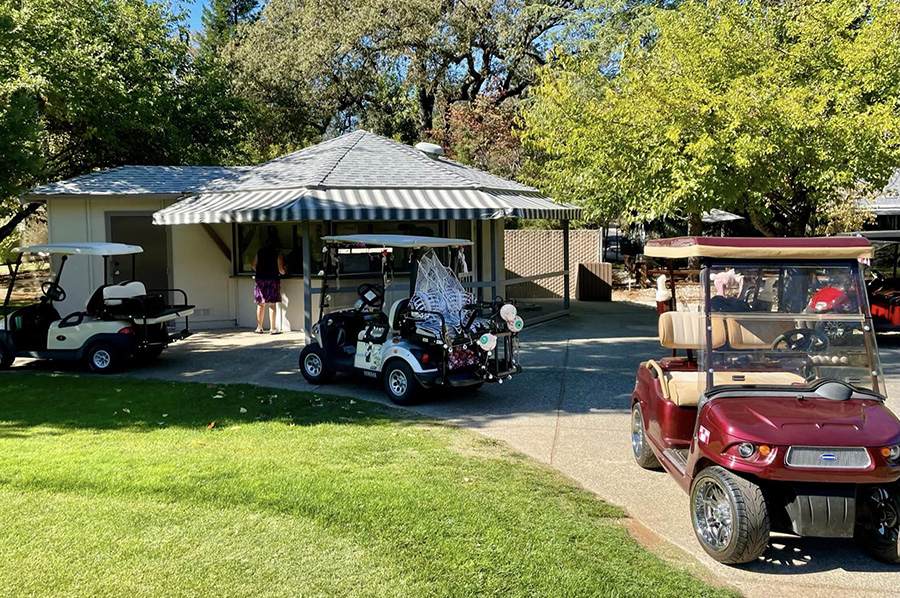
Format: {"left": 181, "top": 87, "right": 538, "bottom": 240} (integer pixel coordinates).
{"left": 693, "top": 478, "right": 734, "bottom": 551}
{"left": 304, "top": 353, "right": 323, "bottom": 377}
{"left": 389, "top": 369, "right": 408, "bottom": 397}
{"left": 92, "top": 349, "right": 111, "bottom": 369}
{"left": 631, "top": 405, "right": 645, "bottom": 458}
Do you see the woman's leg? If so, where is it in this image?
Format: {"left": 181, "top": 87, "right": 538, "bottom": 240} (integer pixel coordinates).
{"left": 268, "top": 303, "right": 278, "bottom": 332}
{"left": 256, "top": 303, "right": 264, "bottom": 332}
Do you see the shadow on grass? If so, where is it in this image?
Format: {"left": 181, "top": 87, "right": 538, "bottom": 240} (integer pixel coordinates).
{"left": 0, "top": 372, "right": 426, "bottom": 434}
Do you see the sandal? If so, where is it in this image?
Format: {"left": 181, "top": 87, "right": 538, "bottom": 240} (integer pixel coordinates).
{"left": 254, "top": 327, "right": 263, "bottom": 334}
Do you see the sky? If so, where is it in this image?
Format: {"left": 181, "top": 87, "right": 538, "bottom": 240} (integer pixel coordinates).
{"left": 176, "top": 0, "right": 209, "bottom": 31}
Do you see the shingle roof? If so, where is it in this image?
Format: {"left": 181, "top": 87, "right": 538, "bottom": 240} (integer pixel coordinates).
{"left": 25, "top": 165, "right": 250, "bottom": 197}
{"left": 196, "top": 130, "right": 538, "bottom": 193}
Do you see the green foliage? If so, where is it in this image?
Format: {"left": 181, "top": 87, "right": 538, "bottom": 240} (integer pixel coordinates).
{"left": 228, "top": 0, "right": 582, "bottom": 145}
{"left": 0, "top": 0, "right": 252, "bottom": 238}
{"left": 522, "top": 0, "right": 900, "bottom": 235}
{"left": 0, "top": 375, "right": 736, "bottom": 598}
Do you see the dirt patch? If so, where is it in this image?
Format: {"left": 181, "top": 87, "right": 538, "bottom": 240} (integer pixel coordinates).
{"left": 624, "top": 518, "right": 737, "bottom": 593}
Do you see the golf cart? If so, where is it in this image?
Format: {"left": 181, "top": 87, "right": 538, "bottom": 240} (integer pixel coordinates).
{"left": 844, "top": 230, "right": 900, "bottom": 332}
{"left": 631, "top": 236, "right": 900, "bottom": 564}
{"left": 299, "top": 234, "right": 523, "bottom": 404}
{"left": 1, "top": 243, "right": 194, "bottom": 373}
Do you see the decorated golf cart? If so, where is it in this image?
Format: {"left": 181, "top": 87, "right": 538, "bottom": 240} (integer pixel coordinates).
{"left": 1, "top": 243, "right": 193, "bottom": 373}
{"left": 631, "top": 236, "right": 900, "bottom": 564}
{"left": 298, "top": 234, "right": 523, "bottom": 404}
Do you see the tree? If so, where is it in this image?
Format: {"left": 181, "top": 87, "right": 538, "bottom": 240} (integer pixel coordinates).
{"left": 0, "top": 0, "right": 249, "bottom": 241}
{"left": 198, "top": 0, "right": 259, "bottom": 55}
{"left": 227, "top": 0, "right": 582, "bottom": 144}
{"left": 521, "top": 0, "right": 900, "bottom": 236}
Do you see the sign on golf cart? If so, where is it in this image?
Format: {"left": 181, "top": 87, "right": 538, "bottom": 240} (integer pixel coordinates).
{"left": 298, "top": 235, "right": 523, "bottom": 404}
{"left": 631, "top": 236, "right": 900, "bottom": 565}
{"left": 0, "top": 243, "right": 194, "bottom": 373}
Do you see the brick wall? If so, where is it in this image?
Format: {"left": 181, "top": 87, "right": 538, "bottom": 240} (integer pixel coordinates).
{"left": 504, "top": 229, "right": 601, "bottom": 298}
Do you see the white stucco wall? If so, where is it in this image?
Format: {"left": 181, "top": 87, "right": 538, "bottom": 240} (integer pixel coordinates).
{"left": 43, "top": 196, "right": 507, "bottom": 333}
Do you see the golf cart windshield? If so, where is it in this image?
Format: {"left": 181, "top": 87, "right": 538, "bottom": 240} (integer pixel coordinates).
{"left": 701, "top": 260, "right": 884, "bottom": 396}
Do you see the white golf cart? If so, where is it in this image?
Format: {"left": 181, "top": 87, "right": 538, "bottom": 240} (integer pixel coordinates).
{"left": 0, "top": 243, "right": 194, "bottom": 373}
{"left": 299, "top": 234, "right": 523, "bottom": 404}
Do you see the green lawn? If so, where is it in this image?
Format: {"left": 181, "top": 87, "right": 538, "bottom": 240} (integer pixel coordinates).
{"left": 0, "top": 375, "right": 734, "bottom": 598}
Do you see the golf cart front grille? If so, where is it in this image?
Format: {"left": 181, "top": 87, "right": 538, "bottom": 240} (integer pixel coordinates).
{"left": 784, "top": 446, "right": 871, "bottom": 470}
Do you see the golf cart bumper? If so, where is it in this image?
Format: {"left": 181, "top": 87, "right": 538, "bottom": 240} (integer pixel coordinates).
{"left": 414, "top": 362, "right": 523, "bottom": 389}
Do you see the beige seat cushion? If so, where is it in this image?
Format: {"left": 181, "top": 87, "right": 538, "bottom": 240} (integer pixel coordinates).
{"left": 664, "top": 370, "right": 702, "bottom": 406}
{"left": 102, "top": 281, "right": 147, "bottom": 306}
{"left": 659, "top": 311, "right": 726, "bottom": 350}
{"left": 725, "top": 319, "right": 796, "bottom": 349}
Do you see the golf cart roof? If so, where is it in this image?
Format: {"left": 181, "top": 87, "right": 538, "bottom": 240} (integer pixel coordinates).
{"left": 322, "top": 234, "right": 473, "bottom": 248}
{"left": 13, "top": 243, "right": 144, "bottom": 256}
{"left": 644, "top": 236, "right": 873, "bottom": 260}
{"left": 847, "top": 230, "right": 900, "bottom": 243}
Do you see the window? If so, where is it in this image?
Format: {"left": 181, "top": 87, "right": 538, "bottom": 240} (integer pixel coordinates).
{"left": 235, "top": 224, "right": 301, "bottom": 276}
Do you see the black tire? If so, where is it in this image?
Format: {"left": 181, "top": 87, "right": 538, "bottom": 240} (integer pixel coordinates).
{"left": 86, "top": 343, "right": 121, "bottom": 374}
{"left": 631, "top": 401, "right": 661, "bottom": 469}
{"left": 690, "top": 466, "right": 769, "bottom": 564}
{"left": 382, "top": 360, "right": 419, "bottom": 406}
{"left": 299, "top": 344, "right": 334, "bottom": 385}
{"left": 854, "top": 486, "right": 900, "bottom": 563}
{"left": 0, "top": 343, "right": 14, "bottom": 370}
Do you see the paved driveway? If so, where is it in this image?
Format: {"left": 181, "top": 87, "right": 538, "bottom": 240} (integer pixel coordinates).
{"left": 12, "top": 302, "right": 900, "bottom": 597}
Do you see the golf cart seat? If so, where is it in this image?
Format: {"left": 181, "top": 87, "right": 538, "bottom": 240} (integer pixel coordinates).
{"left": 654, "top": 312, "right": 726, "bottom": 407}
{"left": 389, "top": 298, "right": 409, "bottom": 333}
{"left": 725, "top": 318, "right": 796, "bottom": 349}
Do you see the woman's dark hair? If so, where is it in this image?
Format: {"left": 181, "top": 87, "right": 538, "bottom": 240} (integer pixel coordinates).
{"left": 264, "top": 226, "right": 281, "bottom": 249}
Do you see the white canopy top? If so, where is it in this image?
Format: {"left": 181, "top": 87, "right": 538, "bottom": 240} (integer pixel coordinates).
{"left": 14, "top": 243, "right": 143, "bottom": 256}
{"left": 322, "top": 234, "right": 473, "bottom": 248}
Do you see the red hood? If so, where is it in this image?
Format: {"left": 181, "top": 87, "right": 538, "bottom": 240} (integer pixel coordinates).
{"left": 704, "top": 396, "right": 900, "bottom": 447}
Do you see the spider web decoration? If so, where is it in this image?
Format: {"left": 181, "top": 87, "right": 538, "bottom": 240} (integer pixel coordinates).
{"left": 410, "top": 251, "right": 476, "bottom": 337}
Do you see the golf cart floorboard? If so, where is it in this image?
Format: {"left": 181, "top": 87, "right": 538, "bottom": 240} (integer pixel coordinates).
{"left": 664, "top": 448, "right": 689, "bottom": 474}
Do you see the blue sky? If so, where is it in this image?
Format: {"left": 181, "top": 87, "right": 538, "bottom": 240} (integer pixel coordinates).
{"left": 176, "top": 0, "right": 210, "bottom": 31}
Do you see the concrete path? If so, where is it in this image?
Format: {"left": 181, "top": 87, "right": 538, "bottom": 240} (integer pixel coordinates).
{"left": 11, "top": 302, "right": 900, "bottom": 597}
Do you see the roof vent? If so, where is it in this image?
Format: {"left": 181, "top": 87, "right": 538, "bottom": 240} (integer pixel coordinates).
{"left": 415, "top": 142, "right": 445, "bottom": 159}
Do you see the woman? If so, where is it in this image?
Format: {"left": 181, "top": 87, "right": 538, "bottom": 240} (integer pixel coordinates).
{"left": 252, "top": 235, "right": 286, "bottom": 334}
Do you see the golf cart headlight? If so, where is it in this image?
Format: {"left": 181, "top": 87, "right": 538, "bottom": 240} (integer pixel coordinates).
{"left": 311, "top": 323, "right": 320, "bottom": 337}
{"left": 737, "top": 442, "right": 756, "bottom": 459}
{"left": 881, "top": 445, "right": 900, "bottom": 462}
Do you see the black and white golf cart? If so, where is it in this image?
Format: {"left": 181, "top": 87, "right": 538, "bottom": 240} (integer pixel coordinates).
{"left": 1, "top": 243, "right": 194, "bottom": 373}
{"left": 298, "top": 234, "right": 523, "bottom": 404}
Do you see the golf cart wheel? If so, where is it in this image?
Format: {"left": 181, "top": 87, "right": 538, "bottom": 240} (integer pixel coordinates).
{"left": 382, "top": 360, "right": 419, "bottom": 406}
{"left": 690, "top": 466, "right": 770, "bottom": 564}
{"left": 854, "top": 486, "right": 900, "bottom": 563}
{"left": 86, "top": 343, "right": 121, "bottom": 374}
{"left": 0, "top": 344, "right": 14, "bottom": 370}
{"left": 631, "top": 401, "right": 661, "bottom": 469}
{"left": 299, "top": 344, "right": 334, "bottom": 385}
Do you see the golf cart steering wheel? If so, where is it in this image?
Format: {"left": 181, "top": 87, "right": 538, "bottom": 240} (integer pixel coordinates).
{"left": 357, "top": 283, "right": 384, "bottom": 310}
{"left": 771, "top": 328, "right": 829, "bottom": 353}
{"left": 41, "top": 281, "right": 67, "bottom": 302}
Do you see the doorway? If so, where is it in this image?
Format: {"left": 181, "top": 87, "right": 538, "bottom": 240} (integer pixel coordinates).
{"left": 107, "top": 213, "right": 171, "bottom": 291}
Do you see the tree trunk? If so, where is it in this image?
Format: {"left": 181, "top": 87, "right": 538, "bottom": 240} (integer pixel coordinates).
{"left": 687, "top": 211, "right": 702, "bottom": 271}
{"left": 0, "top": 203, "right": 40, "bottom": 244}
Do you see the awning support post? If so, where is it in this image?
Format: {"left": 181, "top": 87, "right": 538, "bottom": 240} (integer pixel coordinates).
{"left": 301, "top": 222, "right": 312, "bottom": 343}
{"left": 563, "top": 220, "right": 570, "bottom": 311}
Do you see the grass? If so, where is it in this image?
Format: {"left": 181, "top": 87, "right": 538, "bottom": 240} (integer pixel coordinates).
{"left": 0, "top": 375, "right": 735, "bottom": 598}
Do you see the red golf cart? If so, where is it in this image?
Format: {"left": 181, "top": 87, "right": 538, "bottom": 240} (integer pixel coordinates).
{"left": 631, "top": 236, "right": 900, "bottom": 564}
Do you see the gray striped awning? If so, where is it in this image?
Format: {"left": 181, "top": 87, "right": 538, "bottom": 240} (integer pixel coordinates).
{"left": 152, "top": 187, "right": 582, "bottom": 225}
